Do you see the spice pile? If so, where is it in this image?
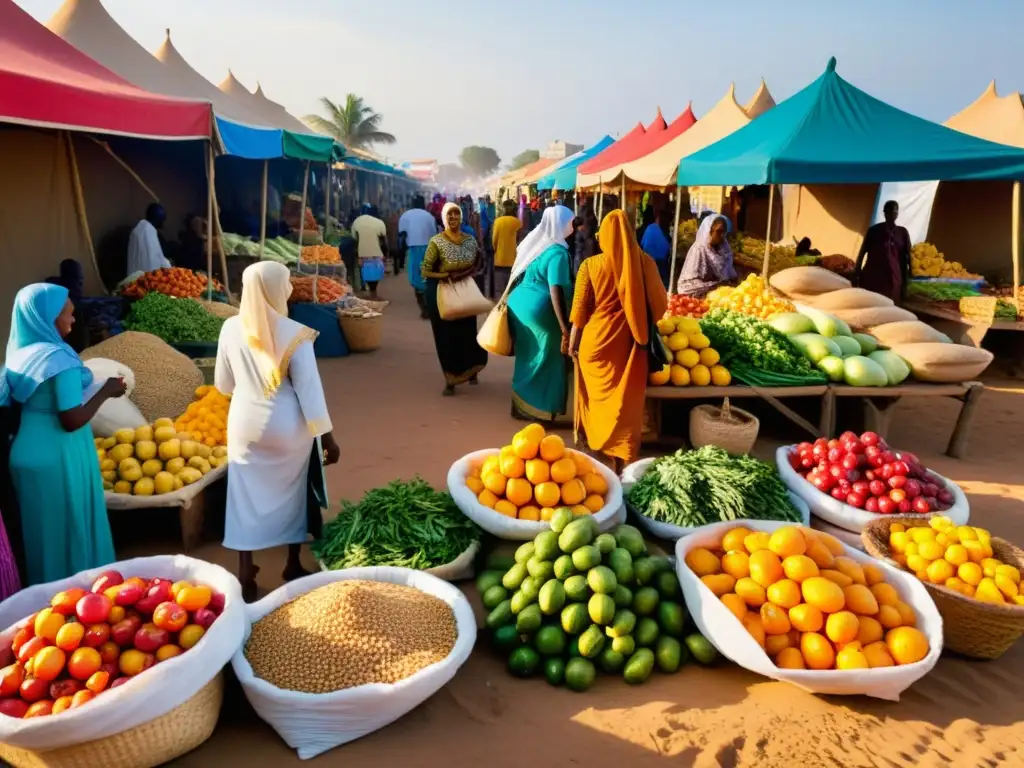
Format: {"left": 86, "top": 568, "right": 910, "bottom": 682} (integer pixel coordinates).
{"left": 300, "top": 245, "right": 341, "bottom": 264}
{"left": 313, "top": 479, "right": 480, "bottom": 571}
{"left": 124, "top": 293, "right": 224, "bottom": 344}
{"left": 628, "top": 446, "right": 801, "bottom": 528}
{"left": 244, "top": 581, "right": 456, "bottom": 693}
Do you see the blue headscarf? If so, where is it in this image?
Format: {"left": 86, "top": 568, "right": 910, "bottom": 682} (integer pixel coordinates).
{"left": 0, "top": 284, "right": 91, "bottom": 406}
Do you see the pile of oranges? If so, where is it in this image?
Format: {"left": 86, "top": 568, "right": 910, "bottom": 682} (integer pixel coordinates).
{"left": 706, "top": 274, "right": 795, "bottom": 320}
{"left": 686, "top": 525, "right": 931, "bottom": 671}
{"left": 465, "top": 424, "right": 609, "bottom": 521}
{"left": 173, "top": 386, "right": 230, "bottom": 448}
{"left": 887, "top": 516, "right": 1024, "bottom": 605}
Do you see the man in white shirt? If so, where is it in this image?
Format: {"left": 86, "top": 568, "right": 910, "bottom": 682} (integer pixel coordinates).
{"left": 126, "top": 203, "right": 171, "bottom": 276}
{"left": 351, "top": 204, "right": 389, "bottom": 299}
{"left": 397, "top": 195, "right": 438, "bottom": 318}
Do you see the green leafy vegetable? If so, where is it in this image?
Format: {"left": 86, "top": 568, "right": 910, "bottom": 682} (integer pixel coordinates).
{"left": 123, "top": 292, "right": 224, "bottom": 343}
{"left": 627, "top": 446, "right": 801, "bottom": 528}
{"left": 907, "top": 282, "right": 981, "bottom": 302}
{"left": 699, "top": 309, "right": 827, "bottom": 385}
{"left": 313, "top": 478, "right": 480, "bottom": 570}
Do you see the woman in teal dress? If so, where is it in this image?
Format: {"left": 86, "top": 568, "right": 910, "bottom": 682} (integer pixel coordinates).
{"left": 1, "top": 284, "right": 125, "bottom": 584}
{"left": 507, "top": 205, "right": 576, "bottom": 422}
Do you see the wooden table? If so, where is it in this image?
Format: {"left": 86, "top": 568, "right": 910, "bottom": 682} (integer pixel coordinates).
{"left": 645, "top": 381, "right": 984, "bottom": 458}
{"left": 904, "top": 299, "right": 1024, "bottom": 347}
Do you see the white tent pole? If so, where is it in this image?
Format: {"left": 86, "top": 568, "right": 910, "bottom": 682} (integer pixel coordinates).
{"left": 597, "top": 177, "right": 604, "bottom": 222}
{"left": 669, "top": 184, "right": 683, "bottom": 296}
{"left": 1013, "top": 180, "right": 1021, "bottom": 302}
{"left": 205, "top": 143, "right": 214, "bottom": 301}
{"left": 259, "top": 159, "right": 268, "bottom": 260}
{"left": 621, "top": 175, "right": 626, "bottom": 218}
{"left": 761, "top": 184, "right": 776, "bottom": 278}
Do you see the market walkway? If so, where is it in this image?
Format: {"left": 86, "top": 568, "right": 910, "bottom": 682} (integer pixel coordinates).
{"left": 160, "top": 274, "right": 1024, "bottom": 767}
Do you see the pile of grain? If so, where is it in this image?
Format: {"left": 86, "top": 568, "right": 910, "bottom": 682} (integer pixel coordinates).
{"left": 196, "top": 300, "right": 239, "bottom": 319}
{"left": 244, "top": 580, "right": 457, "bottom": 693}
{"left": 81, "top": 331, "right": 202, "bottom": 422}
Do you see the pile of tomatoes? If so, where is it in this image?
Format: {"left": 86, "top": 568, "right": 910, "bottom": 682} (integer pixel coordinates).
{"left": 122, "top": 268, "right": 223, "bottom": 300}
{"left": 666, "top": 294, "right": 709, "bottom": 319}
{"left": 788, "top": 432, "right": 956, "bottom": 516}
{"left": 0, "top": 570, "right": 223, "bottom": 718}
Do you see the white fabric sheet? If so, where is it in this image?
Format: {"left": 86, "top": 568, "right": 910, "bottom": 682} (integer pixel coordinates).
{"left": 872, "top": 181, "right": 940, "bottom": 245}
{"left": 215, "top": 317, "right": 332, "bottom": 551}
{"left": 126, "top": 219, "right": 171, "bottom": 274}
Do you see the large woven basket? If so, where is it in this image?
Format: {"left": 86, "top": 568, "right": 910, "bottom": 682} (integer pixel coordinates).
{"left": 0, "top": 673, "right": 223, "bottom": 768}
{"left": 689, "top": 398, "right": 759, "bottom": 456}
{"left": 338, "top": 314, "right": 382, "bottom": 352}
{"left": 862, "top": 517, "right": 1024, "bottom": 660}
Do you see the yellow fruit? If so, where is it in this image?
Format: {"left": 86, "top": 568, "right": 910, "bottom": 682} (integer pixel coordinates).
{"left": 886, "top": 626, "right": 929, "bottom": 665}
{"left": 760, "top": 603, "right": 791, "bottom": 635}
{"left": 842, "top": 584, "right": 880, "bottom": 616}
{"left": 583, "top": 494, "right": 604, "bottom": 512}
{"left": 722, "top": 527, "right": 752, "bottom": 553}
{"left": 505, "top": 478, "right": 533, "bottom": 507}
{"left": 133, "top": 477, "right": 155, "bottom": 496}
{"left": 943, "top": 544, "right": 968, "bottom": 567}
{"left": 114, "top": 428, "right": 136, "bottom": 445}
{"left": 534, "top": 481, "right": 560, "bottom": 508}
{"left": 957, "top": 561, "right": 983, "bottom": 586}
{"left": 112, "top": 480, "right": 132, "bottom": 494}
{"left": 466, "top": 476, "right": 484, "bottom": 495}
{"left": 825, "top": 611, "right": 859, "bottom": 644}
{"left": 876, "top": 604, "right": 903, "bottom": 629}
{"left": 676, "top": 317, "right": 700, "bottom": 334}
{"left": 100, "top": 436, "right": 117, "bottom": 450}
{"left": 571, "top": 505, "right": 591, "bottom": 517}
{"left": 764, "top": 633, "right": 793, "bottom": 658}
{"left": 134, "top": 440, "right": 157, "bottom": 461}
{"left": 956, "top": 526, "right": 977, "bottom": 542}
{"left": 520, "top": 423, "right": 546, "bottom": 442}
{"left": 744, "top": 532, "right": 772, "bottom": 553}
{"left": 560, "top": 478, "right": 587, "bottom": 506}
{"left": 766, "top": 579, "right": 801, "bottom": 610}
{"left": 141, "top": 459, "right": 163, "bottom": 478}
{"left": 721, "top": 551, "right": 750, "bottom": 580}
{"left": 735, "top": 577, "right": 767, "bottom": 607}
{"left": 686, "top": 548, "right": 722, "bottom": 577}
{"left": 118, "top": 458, "right": 142, "bottom": 483}
{"left": 525, "top": 459, "right": 550, "bottom": 485}
{"left": 769, "top": 527, "right": 807, "bottom": 558}
{"left": 100, "top": 470, "right": 116, "bottom": 484}
{"left": 483, "top": 471, "right": 507, "bottom": 496}
{"left": 518, "top": 506, "right": 541, "bottom": 521}
{"left": 109, "top": 444, "right": 134, "bottom": 464}
{"left": 905, "top": 554, "right": 928, "bottom": 574}
{"left": 570, "top": 452, "right": 592, "bottom": 476}
{"left": 742, "top": 613, "right": 766, "bottom": 649}
{"left": 775, "top": 647, "right": 806, "bottom": 669}
{"left": 656, "top": 318, "right": 676, "bottom": 335}
{"left": 180, "top": 441, "right": 200, "bottom": 461}
{"left": 698, "top": 347, "right": 720, "bottom": 367}
{"left": 925, "top": 559, "right": 955, "bottom": 585}
{"left": 689, "top": 364, "right": 711, "bottom": 387}
{"left": 836, "top": 646, "right": 869, "bottom": 670}
{"left": 164, "top": 457, "right": 186, "bottom": 475}
{"left": 996, "top": 564, "right": 1021, "bottom": 585}
{"left": 153, "top": 472, "right": 175, "bottom": 495}
{"left": 709, "top": 365, "right": 732, "bottom": 386}
{"left": 158, "top": 439, "right": 181, "bottom": 462}
{"left": 782, "top": 555, "right": 819, "bottom": 584}
{"left": 863, "top": 641, "right": 895, "bottom": 668}
{"left": 817, "top": 532, "right": 846, "bottom": 557}
{"left": 477, "top": 489, "right": 499, "bottom": 509}
{"left": 917, "top": 540, "right": 943, "bottom": 562}
{"left": 153, "top": 426, "right": 176, "bottom": 443}
{"left": 820, "top": 569, "right": 854, "bottom": 588}
{"left": 700, "top": 573, "right": 736, "bottom": 597}
{"left": 481, "top": 456, "right": 500, "bottom": 477}
{"left": 134, "top": 425, "right": 153, "bottom": 443}
{"left": 894, "top": 601, "right": 917, "bottom": 627}
{"left": 512, "top": 433, "right": 540, "bottom": 460}
{"left": 800, "top": 632, "right": 836, "bottom": 670}
{"left": 212, "top": 446, "right": 227, "bottom": 459}
{"left": 749, "top": 550, "right": 784, "bottom": 587}
{"left": 665, "top": 332, "right": 689, "bottom": 351}
{"left": 494, "top": 500, "right": 517, "bottom": 518}
{"left": 582, "top": 471, "right": 608, "bottom": 496}
{"left": 675, "top": 349, "right": 700, "bottom": 368}
{"left": 550, "top": 458, "right": 576, "bottom": 484}
{"left": 856, "top": 616, "right": 884, "bottom": 646}
{"left": 539, "top": 434, "right": 565, "bottom": 462}
{"left": 187, "top": 456, "right": 211, "bottom": 475}
{"left": 669, "top": 365, "right": 690, "bottom": 387}
{"left": 500, "top": 445, "right": 516, "bottom": 459}
{"left": 688, "top": 333, "right": 711, "bottom": 351}
{"left": 995, "top": 574, "right": 1019, "bottom": 599}
{"left": 788, "top": 603, "right": 824, "bottom": 633}
{"left": 981, "top": 557, "right": 1001, "bottom": 578}
{"left": 208, "top": 455, "right": 226, "bottom": 469}
{"left": 499, "top": 454, "right": 525, "bottom": 479}
{"left": 890, "top": 532, "right": 909, "bottom": 553}
{"left": 801, "top": 577, "right": 846, "bottom": 613}
{"left": 648, "top": 365, "right": 671, "bottom": 386}
{"left": 721, "top": 593, "right": 748, "bottom": 622}
{"left": 832, "top": 557, "right": 866, "bottom": 586}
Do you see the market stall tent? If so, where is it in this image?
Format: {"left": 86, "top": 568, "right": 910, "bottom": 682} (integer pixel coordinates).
{"left": 537, "top": 135, "right": 615, "bottom": 191}
{"left": 743, "top": 79, "right": 777, "bottom": 119}
{"left": 576, "top": 112, "right": 663, "bottom": 188}
{"left": 504, "top": 157, "right": 558, "bottom": 188}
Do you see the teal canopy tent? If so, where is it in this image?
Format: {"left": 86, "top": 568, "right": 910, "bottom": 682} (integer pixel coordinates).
{"left": 538, "top": 136, "right": 615, "bottom": 191}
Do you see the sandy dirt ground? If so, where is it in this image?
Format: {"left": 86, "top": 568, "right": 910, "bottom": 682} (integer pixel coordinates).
{"left": 114, "top": 275, "right": 1024, "bottom": 767}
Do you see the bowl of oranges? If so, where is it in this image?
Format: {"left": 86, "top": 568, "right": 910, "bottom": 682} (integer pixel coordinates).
{"left": 676, "top": 520, "right": 942, "bottom": 701}
{"left": 447, "top": 424, "right": 624, "bottom": 540}
{"left": 862, "top": 515, "right": 1024, "bottom": 660}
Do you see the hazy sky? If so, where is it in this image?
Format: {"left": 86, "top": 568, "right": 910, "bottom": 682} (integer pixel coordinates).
{"left": 18, "top": 0, "right": 1024, "bottom": 167}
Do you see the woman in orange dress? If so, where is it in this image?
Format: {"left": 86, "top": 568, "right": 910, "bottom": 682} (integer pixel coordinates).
{"left": 569, "top": 210, "right": 668, "bottom": 472}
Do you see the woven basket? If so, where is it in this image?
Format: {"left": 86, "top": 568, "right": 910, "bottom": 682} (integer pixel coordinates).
{"left": 338, "top": 313, "right": 382, "bottom": 352}
{"left": 0, "top": 673, "right": 223, "bottom": 768}
{"left": 689, "top": 398, "right": 759, "bottom": 456}
{"left": 862, "top": 517, "right": 1024, "bottom": 660}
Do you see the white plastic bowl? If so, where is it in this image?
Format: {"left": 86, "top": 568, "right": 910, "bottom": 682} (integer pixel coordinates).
{"left": 448, "top": 448, "right": 625, "bottom": 540}
{"left": 775, "top": 445, "right": 969, "bottom": 535}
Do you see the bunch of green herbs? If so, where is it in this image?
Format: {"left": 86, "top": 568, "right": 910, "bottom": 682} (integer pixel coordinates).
{"left": 124, "top": 292, "right": 224, "bottom": 343}
{"left": 699, "top": 309, "right": 826, "bottom": 385}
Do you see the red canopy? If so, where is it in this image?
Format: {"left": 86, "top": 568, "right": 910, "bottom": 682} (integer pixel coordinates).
{"left": 629, "top": 104, "right": 696, "bottom": 159}
{"left": 578, "top": 119, "right": 651, "bottom": 175}
{"left": 0, "top": 0, "right": 211, "bottom": 139}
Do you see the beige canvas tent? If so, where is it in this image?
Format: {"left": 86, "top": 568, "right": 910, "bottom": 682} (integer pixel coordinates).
{"left": 743, "top": 79, "right": 777, "bottom": 119}
{"left": 785, "top": 82, "right": 1024, "bottom": 279}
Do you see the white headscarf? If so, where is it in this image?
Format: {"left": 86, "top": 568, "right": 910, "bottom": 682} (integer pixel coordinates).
{"left": 238, "top": 261, "right": 315, "bottom": 395}
{"left": 441, "top": 202, "right": 462, "bottom": 233}
{"left": 509, "top": 204, "right": 576, "bottom": 286}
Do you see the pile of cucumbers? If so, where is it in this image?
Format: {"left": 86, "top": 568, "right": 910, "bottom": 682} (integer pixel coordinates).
{"left": 479, "top": 510, "right": 718, "bottom": 692}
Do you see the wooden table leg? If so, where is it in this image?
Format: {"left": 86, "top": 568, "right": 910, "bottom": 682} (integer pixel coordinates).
{"left": 862, "top": 396, "right": 900, "bottom": 439}
{"left": 819, "top": 386, "right": 836, "bottom": 438}
{"left": 947, "top": 383, "right": 984, "bottom": 459}
{"left": 179, "top": 490, "right": 206, "bottom": 552}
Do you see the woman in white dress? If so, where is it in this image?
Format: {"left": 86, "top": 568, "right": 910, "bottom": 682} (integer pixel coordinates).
{"left": 215, "top": 262, "right": 340, "bottom": 597}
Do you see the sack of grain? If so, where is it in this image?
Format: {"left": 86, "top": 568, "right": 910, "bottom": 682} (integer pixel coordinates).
{"left": 196, "top": 300, "right": 239, "bottom": 319}
{"left": 81, "top": 332, "right": 203, "bottom": 422}
{"left": 830, "top": 306, "right": 918, "bottom": 330}
{"left": 890, "top": 342, "right": 993, "bottom": 383}
{"left": 868, "top": 321, "right": 952, "bottom": 347}
{"left": 769, "top": 266, "right": 851, "bottom": 297}
{"left": 806, "top": 288, "right": 894, "bottom": 311}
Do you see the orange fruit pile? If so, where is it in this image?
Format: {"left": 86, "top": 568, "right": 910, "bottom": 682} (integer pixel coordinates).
{"left": 887, "top": 516, "right": 1024, "bottom": 605}
{"left": 687, "top": 525, "right": 931, "bottom": 671}
{"left": 174, "top": 385, "right": 230, "bottom": 448}
{"left": 466, "top": 424, "right": 608, "bottom": 521}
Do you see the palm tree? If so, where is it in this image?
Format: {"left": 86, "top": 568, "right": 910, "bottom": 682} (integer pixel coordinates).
{"left": 303, "top": 95, "right": 396, "bottom": 149}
